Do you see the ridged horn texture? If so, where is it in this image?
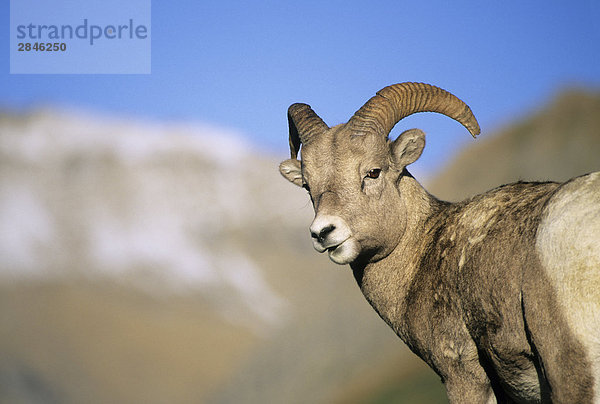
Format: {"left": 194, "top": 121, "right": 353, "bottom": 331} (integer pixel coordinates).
{"left": 347, "top": 82, "right": 480, "bottom": 139}
{"left": 287, "top": 103, "right": 329, "bottom": 159}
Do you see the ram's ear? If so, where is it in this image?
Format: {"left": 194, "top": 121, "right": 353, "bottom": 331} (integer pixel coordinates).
{"left": 279, "top": 159, "right": 303, "bottom": 187}
{"left": 391, "top": 129, "right": 425, "bottom": 169}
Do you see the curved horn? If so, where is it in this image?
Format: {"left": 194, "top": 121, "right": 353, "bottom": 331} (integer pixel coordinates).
{"left": 347, "top": 82, "right": 480, "bottom": 138}
{"left": 287, "top": 103, "right": 329, "bottom": 159}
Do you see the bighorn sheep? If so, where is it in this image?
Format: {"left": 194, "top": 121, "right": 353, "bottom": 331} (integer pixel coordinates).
{"left": 279, "top": 82, "right": 600, "bottom": 403}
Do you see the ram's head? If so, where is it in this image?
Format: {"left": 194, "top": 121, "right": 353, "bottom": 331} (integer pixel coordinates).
{"left": 280, "top": 82, "right": 480, "bottom": 265}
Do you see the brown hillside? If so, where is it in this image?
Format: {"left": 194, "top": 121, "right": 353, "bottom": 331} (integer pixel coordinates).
{"left": 428, "top": 88, "right": 600, "bottom": 201}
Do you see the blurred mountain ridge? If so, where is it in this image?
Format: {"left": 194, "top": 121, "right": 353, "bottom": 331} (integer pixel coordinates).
{"left": 427, "top": 87, "right": 600, "bottom": 200}
{"left": 0, "top": 108, "right": 298, "bottom": 331}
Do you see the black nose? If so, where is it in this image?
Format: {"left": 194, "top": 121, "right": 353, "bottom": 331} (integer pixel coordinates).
{"left": 311, "top": 224, "right": 335, "bottom": 241}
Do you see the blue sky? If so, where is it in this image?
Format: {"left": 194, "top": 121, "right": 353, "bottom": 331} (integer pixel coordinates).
{"left": 2, "top": 1, "right": 600, "bottom": 174}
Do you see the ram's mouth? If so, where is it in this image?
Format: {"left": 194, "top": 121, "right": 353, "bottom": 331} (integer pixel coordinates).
{"left": 325, "top": 239, "right": 348, "bottom": 253}
{"left": 324, "top": 238, "right": 360, "bottom": 265}
{"left": 313, "top": 237, "right": 349, "bottom": 254}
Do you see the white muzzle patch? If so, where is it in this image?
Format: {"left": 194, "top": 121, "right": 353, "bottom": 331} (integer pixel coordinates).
{"left": 309, "top": 215, "right": 360, "bottom": 264}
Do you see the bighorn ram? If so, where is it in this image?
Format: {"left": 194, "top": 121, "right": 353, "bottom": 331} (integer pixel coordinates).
{"left": 279, "top": 82, "right": 600, "bottom": 403}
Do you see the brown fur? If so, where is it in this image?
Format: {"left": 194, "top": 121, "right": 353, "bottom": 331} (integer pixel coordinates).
{"left": 355, "top": 180, "right": 594, "bottom": 403}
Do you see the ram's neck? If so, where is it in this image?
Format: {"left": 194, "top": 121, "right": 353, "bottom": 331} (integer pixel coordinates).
{"left": 351, "top": 172, "right": 448, "bottom": 337}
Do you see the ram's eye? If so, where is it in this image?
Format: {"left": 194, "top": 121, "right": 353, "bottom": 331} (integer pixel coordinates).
{"left": 366, "top": 169, "right": 381, "bottom": 179}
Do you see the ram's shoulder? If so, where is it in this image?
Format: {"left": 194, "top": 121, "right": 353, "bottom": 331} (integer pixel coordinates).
{"left": 448, "top": 180, "right": 559, "bottom": 235}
